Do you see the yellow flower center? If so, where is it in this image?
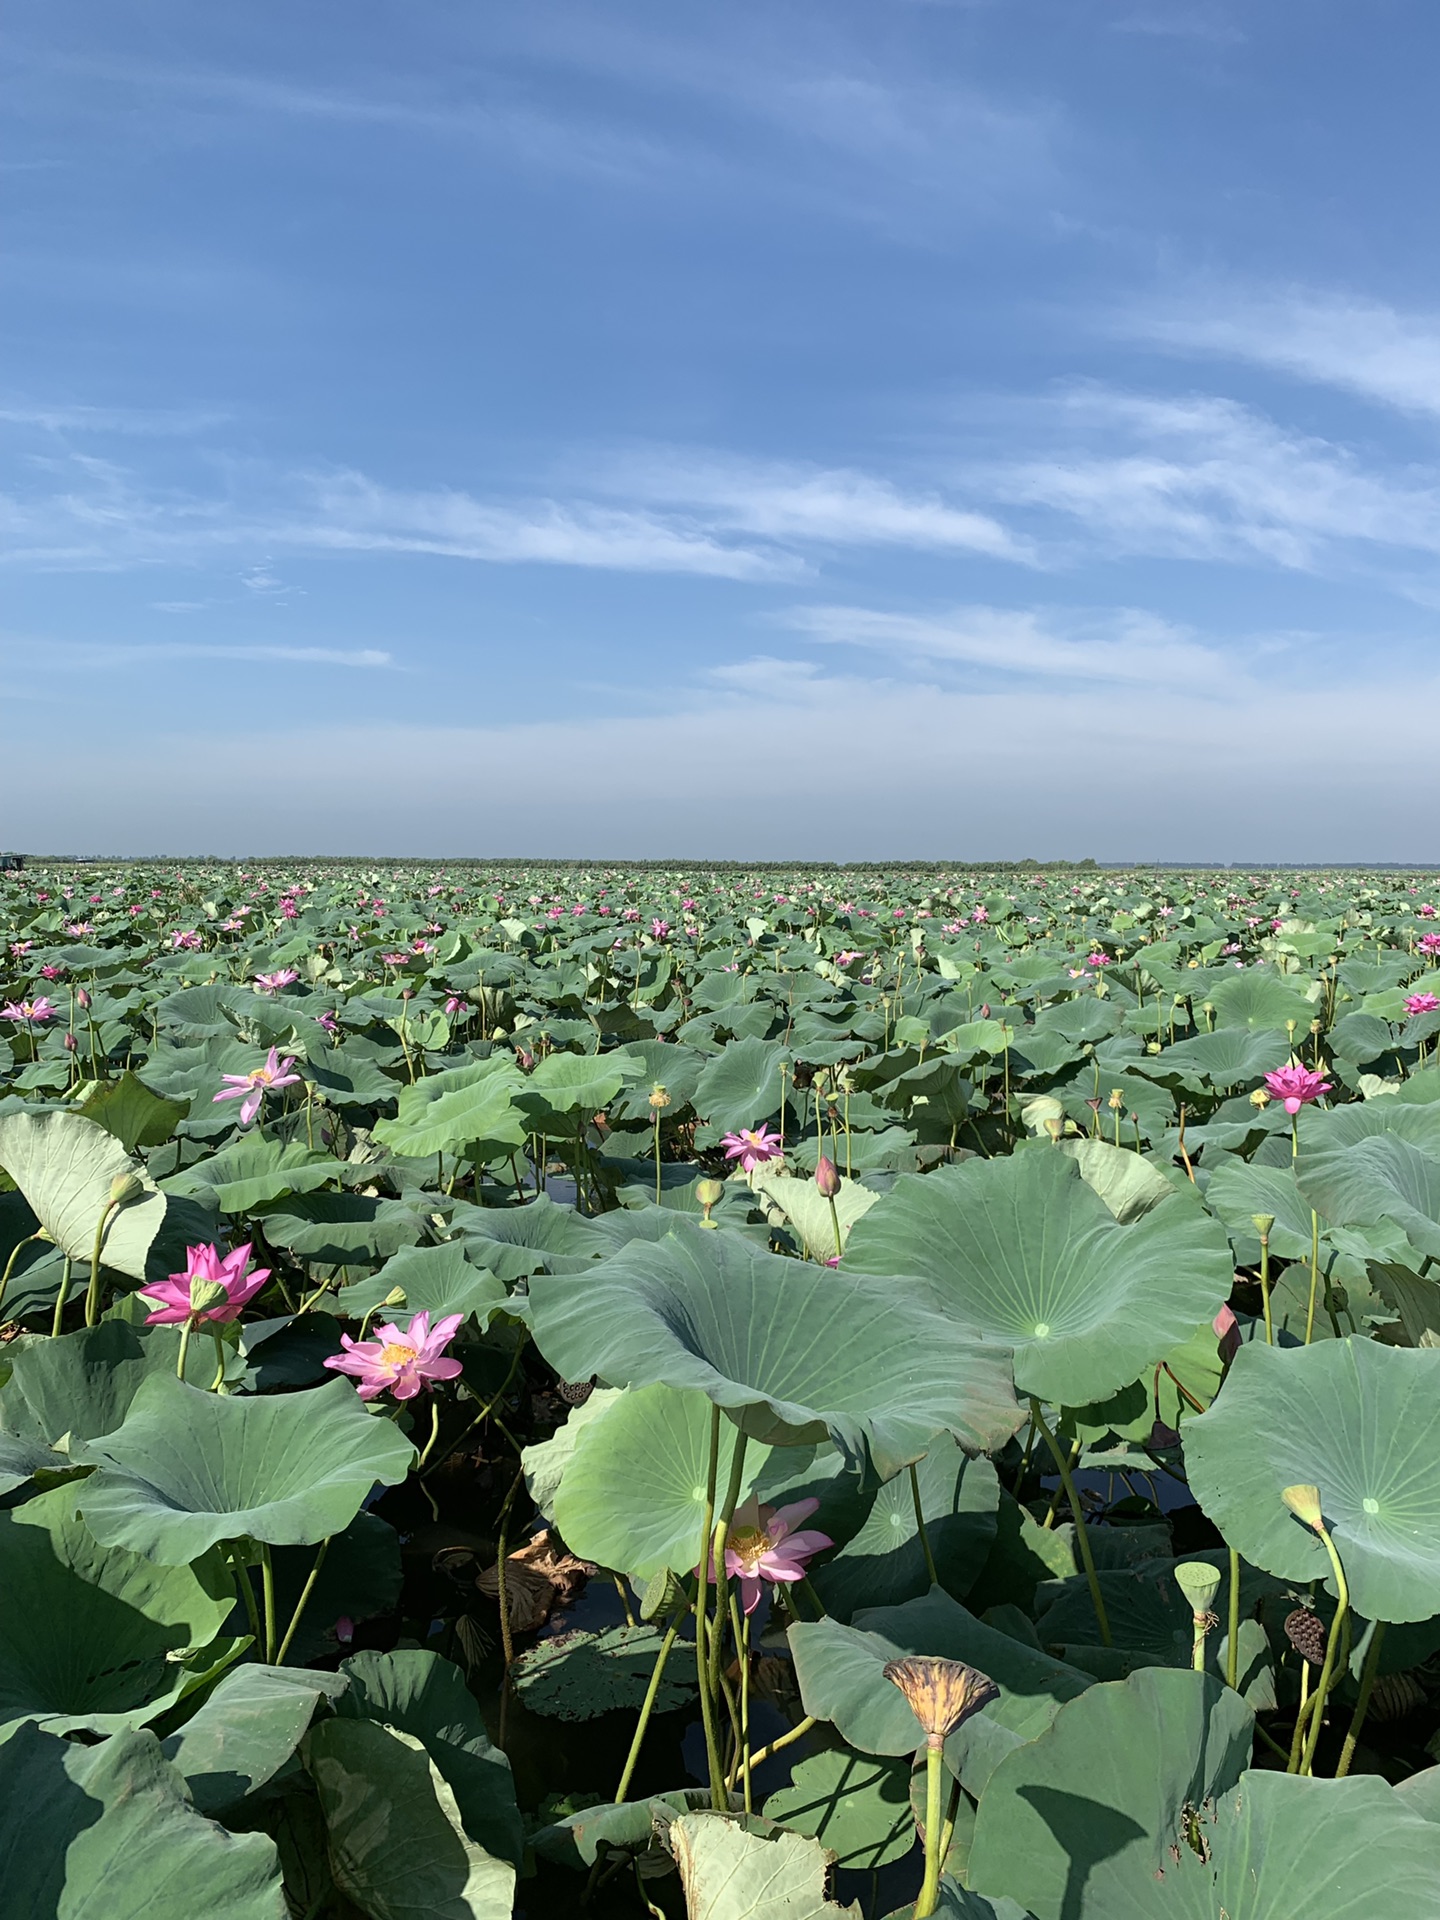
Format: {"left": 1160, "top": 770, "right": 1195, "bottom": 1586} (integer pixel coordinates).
{"left": 379, "top": 1342, "right": 414, "bottom": 1370}
{"left": 727, "top": 1524, "right": 773, "bottom": 1573}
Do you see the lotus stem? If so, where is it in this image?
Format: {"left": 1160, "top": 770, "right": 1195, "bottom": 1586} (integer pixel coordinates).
{"left": 696, "top": 1402, "right": 726, "bottom": 1808}
{"left": 209, "top": 1330, "right": 228, "bottom": 1393}
{"left": 0, "top": 1232, "right": 44, "bottom": 1320}
{"left": 708, "top": 1428, "right": 750, "bottom": 1701}
{"left": 729, "top": 1715, "right": 816, "bottom": 1785}
{"left": 1304, "top": 1211, "right": 1321, "bottom": 1345}
{"left": 1297, "top": 1522, "right": 1350, "bottom": 1776}
{"left": 915, "top": 1740, "right": 945, "bottom": 1919}
{"left": 614, "top": 1607, "right": 686, "bottom": 1804}
{"left": 731, "top": 1593, "right": 753, "bottom": 1813}
{"left": 50, "top": 1255, "right": 74, "bottom": 1339}
{"left": 1336, "top": 1620, "right": 1387, "bottom": 1779}
{"left": 83, "top": 1198, "right": 121, "bottom": 1328}
{"left": 1258, "top": 1228, "right": 1274, "bottom": 1345}
{"left": 1031, "top": 1398, "right": 1111, "bottom": 1647}
{"left": 176, "top": 1316, "right": 194, "bottom": 1380}
{"left": 1226, "top": 1547, "right": 1241, "bottom": 1691}
{"left": 260, "top": 1543, "right": 278, "bottom": 1664}
{"left": 275, "top": 1536, "right": 331, "bottom": 1666}
{"left": 909, "top": 1464, "right": 939, "bottom": 1587}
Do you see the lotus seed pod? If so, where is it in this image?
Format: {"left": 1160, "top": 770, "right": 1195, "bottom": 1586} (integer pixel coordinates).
{"left": 648, "top": 1084, "right": 671, "bottom": 1111}
{"left": 639, "top": 1566, "right": 689, "bottom": 1621}
{"left": 1251, "top": 1212, "right": 1276, "bottom": 1237}
{"left": 109, "top": 1171, "right": 145, "bottom": 1207}
{"left": 1283, "top": 1606, "right": 1328, "bottom": 1666}
{"left": 1249, "top": 1087, "right": 1271, "bottom": 1108}
{"left": 1174, "top": 1561, "right": 1222, "bottom": 1615}
{"left": 883, "top": 1656, "right": 999, "bottom": 1747}
{"left": 815, "top": 1155, "right": 841, "bottom": 1198}
{"left": 188, "top": 1277, "right": 231, "bottom": 1315}
{"left": 695, "top": 1178, "right": 725, "bottom": 1208}
{"left": 1107, "top": 1088, "right": 1125, "bottom": 1110}
{"left": 1281, "top": 1483, "right": 1324, "bottom": 1529}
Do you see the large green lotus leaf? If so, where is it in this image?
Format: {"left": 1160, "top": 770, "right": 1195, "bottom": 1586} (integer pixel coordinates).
{"left": 0, "top": 1108, "right": 167, "bottom": 1280}
{"left": 76, "top": 1375, "right": 415, "bottom": 1562}
{"left": 664, "top": 1812, "right": 861, "bottom": 1920}
{"left": 526, "top": 1230, "right": 1022, "bottom": 1483}
{"left": 335, "top": 1242, "right": 511, "bottom": 1327}
{"left": 1054, "top": 1138, "right": 1175, "bottom": 1223}
{"left": 79, "top": 1071, "right": 190, "bottom": 1152}
{"left": 1296, "top": 1101, "right": 1440, "bottom": 1257}
{"left": 1206, "top": 972, "right": 1318, "bottom": 1031}
{"left": 305, "top": 1719, "right": 515, "bottom": 1920}
{"left": 0, "top": 1320, "right": 225, "bottom": 1489}
{"left": 964, "top": 1490, "right": 1077, "bottom": 1616}
{"left": 1204, "top": 1156, "right": 1340, "bottom": 1265}
{"left": 1370, "top": 1262, "right": 1440, "bottom": 1345}
{"left": 608, "top": 1039, "right": 706, "bottom": 1121}
{"left": 552, "top": 1382, "right": 773, "bottom": 1579}
{"left": 843, "top": 1152, "right": 1231, "bottom": 1406}
{"left": 522, "top": 1388, "right": 627, "bottom": 1516}
{"left": 1396, "top": 1764, "right": 1440, "bottom": 1822}
{"left": 966, "top": 1669, "right": 1253, "bottom": 1920}
{"left": 531, "top": 1787, "right": 717, "bottom": 1869}
{"left": 1144, "top": 1026, "right": 1292, "bottom": 1093}
{"left": 252, "top": 1191, "right": 428, "bottom": 1264}
{"left": 749, "top": 1165, "right": 880, "bottom": 1259}
{"left": 764, "top": 1749, "right": 915, "bottom": 1869}
{"left": 307, "top": 1043, "right": 405, "bottom": 1108}
{"left": 1184, "top": 1338, "right": 1440, "bottom": 1621}
{"left": 448, "top": 1193, "right": 605, "bottom": 1275}
{"left": 883, "top": 1882, "right": 1029, "bottom": 1920}
{"left": 371, "top": 1057, "right": 527, "bottom": 1159}
{"left": 163, "top": 1136, "right": 338, "bottom": 1213}
{"left": 0, "top": 1724, "right": 285, "bottom": 1920}
{"left": 812, "top": 1438, "right": 999, "bottom": 1623}
{"left": 161, "top": 1664, "right": 346, "bottom": 1815}
{"left": 0, "top": 1485, "right": 233, "bottom": 1736}
{"left": 691, "top": 1036, "right": 788, "bottom": 1132}
{"left": 510, "top": 1624, "right": 697, "bottom": 1720}
{"left": 789, "top": 1589, "right": 1092, "bottom": 1797}
{"left": 513, "top": 1050, "right": 641, "bottom": 1121}
{"left": 336, "top": 1650, "right": 523, "bottom": 1867}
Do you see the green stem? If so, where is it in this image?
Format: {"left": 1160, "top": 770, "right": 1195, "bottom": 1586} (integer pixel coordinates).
{"left": 1031, "top": 1398, "right": 1111, "bottom": 1647}
{"left": 731, "top": 1594, "right": 753, "bottom": 1813}
{"left": 233, "top": 1550, "right": 264, "bottom": 1649}
{"left": 50, "top": 1255, "right": 75, "bottom": 1339}
{"left": 614, "top": 1609, "right": 685, "bottom": 1803}
{"left": 696, "top": 1403, "right": 726, "bottom": 1808}
{"left": 731, "top": 1715, "right": 816, "bottom": 1784}
{"left": 415, "top": 1398, "right": 441, "bottom": 1470}
{"left": 709, "top": 1429, "right": 750, "bottom": 1701}
{"left": 83, "top": 1200, "right": 120, "bottom": 1328}
{"left": 1336, "top": 1620, "right": 1387, "bottom": 1779}
{"left": 1258, "top": 1233, "right": 1274, "bottom": 1346}
{"left": 176, "top": 1316, "right": 194, "bottom": 1380}
{"left": 909, "top": 1463, "right": 939, "bottom": 1587}
{"left": 1226, "top": 1547, "right": 1241, "bottom": 1691}
{"left": 210, "top": 1329, "right": 228, "bottom": 1392}
{"left": 260, "top": 1543, "right": 278, "bottom": 1664}
{"left": 1298, "top": 1525, "right": 1350, "bottom": 1776}
{"left": 1304, "top": 1211, "right": 1321, "bottom": 1346}
{"left": 915, "top": 1741, "right": 945, "bottom": 1920}
{"left": 0, "top": 1232, "right": 44, "bottom": 1320}
{"left": 275, "top": 1537, "right": 331, "bottom": 1666}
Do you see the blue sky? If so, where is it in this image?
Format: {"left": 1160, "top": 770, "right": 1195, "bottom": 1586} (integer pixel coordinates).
{"left": 4, "top": 0, "right": 1440, "bottom": 860}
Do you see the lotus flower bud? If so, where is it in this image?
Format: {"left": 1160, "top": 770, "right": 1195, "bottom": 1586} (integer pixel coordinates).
{"left": 63, "top": 1031, "right": 77, "bottom": 1052}
{"left": 109, "top": 1171, "right": 145, "bottom": 1207}
{"left": 383, "top": 1287, "right": 407, "bottom": 1308}
{"left": 189, "top": 1277, "right": 230, "bottom": 1316}
{"left": 815, "top": 1156, "right": 840, "bottom": 1198}
{"left": 1175, "top": 1561, "right": 1222, "bottom": 1616}
{"left": 76, "top": 987, "right": 91, "bottom": 1010}
{"left": 882, "top": 1656, "right": 998, "bottom": 1749}
{"left": 648, "top": 1084, "right": 671, "bottom": 1111}
{"left": 1250, "top": 1212, "right": 1276, "bottom": 1238}
{"left": 1281, "top": 1484, "right": 1324, "bottom": 1530}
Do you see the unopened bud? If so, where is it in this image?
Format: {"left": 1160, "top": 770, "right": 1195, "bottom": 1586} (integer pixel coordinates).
{"left": 109, "top": 1171, "right": 145, "bottom": 1207}
{"left": 815, "top": 1155, "right": 840, "bottom": 1198}
{"left": 383, "top": 1287, "right": 407, "bottom": 1308}
{"left": 63, "top": 1031, "right": 77, "bottom": 1052}
{"left": 695, "top": 1175, "right": 724, "bottom": 1227}
{"left": 76, "top": 988, "right": 91, "bottom": 1010}
{"left": 1281, "top": 1484, "right": 1324, "bottom": 1530}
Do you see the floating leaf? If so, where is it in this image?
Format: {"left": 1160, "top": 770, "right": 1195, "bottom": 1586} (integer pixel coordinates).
{"left": 510, "top": 1624, "right": 697, "bottom": 1720}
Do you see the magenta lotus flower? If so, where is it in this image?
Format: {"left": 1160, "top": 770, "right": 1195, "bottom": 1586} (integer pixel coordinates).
{"left": 1263, "top": 1064, "right": 1332, "bottom": 1115}
{"left": 140, "top": 1242, "right": 270, "bottom": 1325}
{"left": 706, "top": 1497, "right": 833, "bottom": 1615}
{"left": 2, "top": 996, "right": 56, "bottom": 1025}
{"left": 314, "top": 1010, "right": 340, "bottom": 1034}
{"left": 380, "top": 951, "right": 410, "bottom": 967}
{"left": 323, "top": 1310, "right": 464, "bottom": 1402}
{"left": 213, "top": 1046, "right": 302, "bottom": 1125}
{"left": 445, "top": 996, "right": 469, "bottom": 1016}
{"left": 172, "top": 930, "right": 203, "bottom": 950}
{"left": 721, "top": 1125, "right": 783, "bottom": 1170}
{"left": 1406, "top": 992, "right": 1440, "bottom": 1016}
{"left": 254, "top": 968, "right": 299, "bottom": 993}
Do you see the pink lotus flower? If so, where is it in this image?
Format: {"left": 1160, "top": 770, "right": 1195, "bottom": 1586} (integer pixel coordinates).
{"left": 172, "top": 930, "right": 203, "bottom": 950}
{"left": 324, "top": 1310, "right": 464, "bottom": 1401}
{"left": 721, "top": 1125, "right": 783, "bottom": 1170}
{"left": 140, "top": 1242, "right": 270, "bottom": 1325}
{"left": 213, "top": 1046, "right": 302, "bottom": 1125}
{"left": 445, "top": 997, "right": 469, "bottom": 1016}
{"left": 254, "top": 968, "right": 299, "bottom": 993}
{"left": 2, "top": 996, "right": 56, "bottom": 1025}
{"left": 1406, "top": 992, "right": 1440, "bottom": 1016}
{"left": 1263, "top": 1064, "right": 1332, "bottom": 1115}
{"left": 314, "top": 1010, "right": 340, "bottom": 1034}
{"left": 1421, "top": 934, "right": 1440, "bottom": 957}
{"left": 40, "top": 964, "right": 63, "bottom": 980}
{"left": 651, "top": 919, "right": 671, "bottom": 939}
{"left": 1085, "top": 952, "right": 1112, "bottom": 968}
{"left": 707, "top": 1497, "right": 832, "bottom": 1615}
{"left": 380, "top": 951, "right": 410, "bottom": 967}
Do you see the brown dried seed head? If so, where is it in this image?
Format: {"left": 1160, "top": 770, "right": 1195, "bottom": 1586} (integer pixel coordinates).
{"left": 882, "top": 1656, "right": 999, "bottom": 1744}
{"left": 1283, "top": 1606, "right": 1328, "bottom": 1666}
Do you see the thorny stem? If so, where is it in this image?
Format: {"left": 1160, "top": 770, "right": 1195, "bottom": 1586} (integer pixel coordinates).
{"left": 729, "top": 1715, "right": 817, "bottom": 1784}
{"left": 50, "top": 1255, "right": 75, "bottom": 1339}
{"left": 83, "top": 1197, "right": 122, "bottom": 1328}
{"left": 1031, "top": 1398, "right": 1111, "bottom": 1647}
{"left": 1296, "top": 1524, "right": 1351, "bottom": 1776}
{"left": 1304, "top": 1211, "right": 1321, "bottom": 1346}
{"left": 1258, "top": 1230, "right": 1274, "bottom": 1345}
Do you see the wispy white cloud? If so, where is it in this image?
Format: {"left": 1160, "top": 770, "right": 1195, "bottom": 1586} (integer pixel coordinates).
{"left": 783, "top": 600, "right": 1241, "bottom": 687}
{"left": 1, "top": 636, "right": 393, "bottom": 670}
{"left": 1125, "top": 286, "right": 1440, "bottom": 420}
{"left": 0, "top": 401, "right": 229, "bottom": 435}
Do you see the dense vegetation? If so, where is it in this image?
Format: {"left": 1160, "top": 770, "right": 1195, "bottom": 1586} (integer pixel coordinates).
{"left": 4, "top": 859, "right": 1440, "bottom": 1919}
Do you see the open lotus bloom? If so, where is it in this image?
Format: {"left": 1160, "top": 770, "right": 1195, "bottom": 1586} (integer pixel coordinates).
{"left": 1262, "top": 1064, "right": 1332, "bottom": 1115}
{"left": 324, "top": 1310, "right": 465, "bottom": 1401}
{"left": 720, "top": 1125, "right": 783, "bottom": 1171}
{"left": 708, "top": 1496, "right": 833, "bottom": 1615}
{"left": 140, "top": 1242, "right": 270, "bottom": 1325}
{"left": 213, "top": 1045, "right": 302, "bottom": 1124}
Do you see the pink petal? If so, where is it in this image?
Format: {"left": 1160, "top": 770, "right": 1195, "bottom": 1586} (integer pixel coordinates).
{"left": 738, "top": 1575, "right": 764, "bottom": 1615}
{"left": 766, "top": 1498, "right": 821, "bottom": 1539}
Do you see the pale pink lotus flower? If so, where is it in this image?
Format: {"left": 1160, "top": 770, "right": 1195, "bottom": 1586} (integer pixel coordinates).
{"left": 140, "top": 1242, "right": 270, "bottom": 1325}
{"left": 1406, "top": 992, "right": 1440, "bottom": 1016}
{"left": 1263, "top": 1064, "right": 1332, "bottom": 1115}
{"left": 214, "top": 1046, "right": 302, "bottom": 1125}
{"left": 324, "top": 1310, "right": 464, "bottom": 1401}
{"left": 172, "top": 930, "right": 203, "bottom": 950}
{"left": 706, "top": 1497, "right": 833, "bottom": 1615}
{"left": 445, "top": 997, "right": 469, "bottom": 1016}
{"left": 721, "top": 1125, "right": 783, "bottom": 1170}
{"left": 651, "top": 919, "right": 671, "bottom": 938}
{"left": 380, "top": 951, "right": 410, "bottom": 966}
{"left": 2, "top": 996, "right": 56, "bottom": 1025}
{"left": 254, "top": 968, "right": 299, "bottom": 993}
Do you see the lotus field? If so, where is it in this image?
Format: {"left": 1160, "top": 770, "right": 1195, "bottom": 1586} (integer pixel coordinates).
{"left": 9, "top": 860, "right": 1440, "bottom": 1919}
